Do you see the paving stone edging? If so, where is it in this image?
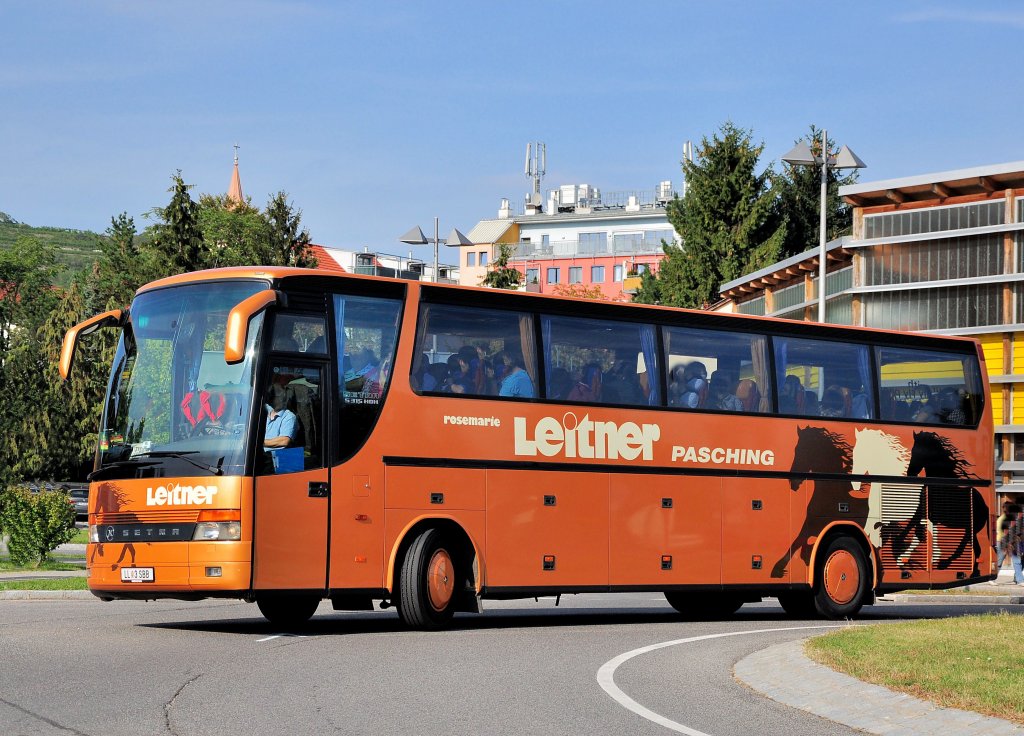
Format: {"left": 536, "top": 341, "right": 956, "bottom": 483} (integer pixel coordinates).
{"left": 734, "top": 637, "right": 1024, "bottom": 735}
{"left": 0, "top": 590, "right": 95, "bottom": 600}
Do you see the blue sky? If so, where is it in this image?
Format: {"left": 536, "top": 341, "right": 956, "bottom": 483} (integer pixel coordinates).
{"left": 2, "top": 1, "right": 1023, "bottom": 265}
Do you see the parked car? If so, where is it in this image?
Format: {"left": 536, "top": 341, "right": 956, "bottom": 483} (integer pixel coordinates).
{"left": 68, "top": 487, "right": 89, "bottom": 520}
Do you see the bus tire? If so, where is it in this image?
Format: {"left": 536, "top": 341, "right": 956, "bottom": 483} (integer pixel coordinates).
{"left": 777, "top": 592, "right": 817, "bottom": 618}
{"left": 397, "top": 528, "right": 457, "bottom": 630}
{"left": 256, "top": 594, "right": 320, "bottom": 629}
{"left": 664, "top": 591, "right": 743, "bottom": 619}
{"left": 813, "top": 536, "right": 869, "bottom": 619}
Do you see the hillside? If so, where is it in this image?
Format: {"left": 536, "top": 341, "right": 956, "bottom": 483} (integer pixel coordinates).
{"left": 0, "top": 211, "right": 105, "bottom": 285}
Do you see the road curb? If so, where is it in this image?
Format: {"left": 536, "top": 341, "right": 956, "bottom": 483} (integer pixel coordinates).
{"left": 0, "top": 590, "right": 96, "bottom": 601}
{"left": 890, "top": 594, "right": 1023, "bottom": 605}
{"left": 735, "top": 637, "right": 1024, "bottom": 735}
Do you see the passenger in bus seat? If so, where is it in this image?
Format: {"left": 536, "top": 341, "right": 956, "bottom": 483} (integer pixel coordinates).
{"left": 779, "top": 375, "right": 803, "bottom": 414}
{"left": 708, "top": 371, "right": 743, "bottom": 412}
{"left": 547, "top": 367, "right": 572, "bottom": 400}
{"left": 497, "top": 349, "right": 535, "bottom": 398}
{"left": 735, "top": 379, "right": 760, "bottom": 413}
{"left": 604, "top": 358, "right": 644, "bottom": 405}
{"left": 567, "top": 363, "right": 603, "bottom": 403}
{"left": 819, "top": 386, "right": 847, "bottom": 418}
{"left": 670, "top": 361, "right": 708, "bottom": 409}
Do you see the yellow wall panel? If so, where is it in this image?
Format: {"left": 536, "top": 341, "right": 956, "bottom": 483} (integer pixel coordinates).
{"left": 1014, "top": 333, "right": 1024, "bottom": 374}
{"left": 990, "top": 389, "right": 1003, "bottom": 420}
{"left": 980, "top": 334, "right": 1003, "bottom": 373}
{"left": 1014, "top": 385, "right": 1024, "bottom": 425}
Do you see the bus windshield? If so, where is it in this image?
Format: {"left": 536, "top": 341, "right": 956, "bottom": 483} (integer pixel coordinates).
{"left": 97, "top": 280, "right": 267, "bottom": 480}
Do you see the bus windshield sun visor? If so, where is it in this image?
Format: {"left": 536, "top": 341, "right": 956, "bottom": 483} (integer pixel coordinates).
{"left": 59, "top": 308, "right": 128, "bottom": 380}
{"left": 224, "top": 289, "right": 285, "bottom": 364}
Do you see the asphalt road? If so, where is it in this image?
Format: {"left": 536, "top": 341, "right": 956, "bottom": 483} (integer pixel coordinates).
{"left": 1, "top": 594, "right": 1018, "bottom": 736}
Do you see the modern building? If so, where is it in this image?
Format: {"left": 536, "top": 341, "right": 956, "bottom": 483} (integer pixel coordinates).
{"left": 717, "top": 160, "right": 1024, "bottom": 503}
{"left": 460, "top": 183, "right": 680, "bottom": 299}
{"left": 312, "top": 245, "right": 458, "bottom": 284}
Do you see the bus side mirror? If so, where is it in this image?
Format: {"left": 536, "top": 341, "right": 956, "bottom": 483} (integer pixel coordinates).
{"left": 59, "top": 309, "right": 125, "bottom": 380}
{"left": 224, "top": 289, "right": 282, "bottom": 364}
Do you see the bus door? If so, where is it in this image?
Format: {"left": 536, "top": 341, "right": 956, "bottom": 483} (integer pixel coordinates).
{"left": 253, "top": 358, "right": 330, "bottom": 591}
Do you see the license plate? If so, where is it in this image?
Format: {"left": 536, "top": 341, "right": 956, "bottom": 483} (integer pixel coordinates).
{"left": 120, "top": 567, "right": 155, "bottom": 583}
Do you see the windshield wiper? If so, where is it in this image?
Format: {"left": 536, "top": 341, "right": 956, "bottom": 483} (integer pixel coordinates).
{"left": 88, "top": 459, "right": 160, "bottom": 481}
{"left": 138, "top": 451, "right": 224, "bottom": 476}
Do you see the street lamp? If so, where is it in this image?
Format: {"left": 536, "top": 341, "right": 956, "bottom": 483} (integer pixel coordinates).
{"left": 782, "top": 129, "right": 866, "bottom": 323}
{"left": 400, "top": 218, "right": 472, "bottom": 283}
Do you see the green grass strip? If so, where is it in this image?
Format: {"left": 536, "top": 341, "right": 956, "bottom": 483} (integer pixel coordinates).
{"left": 806, "top": 612, "right": 1024, "bottom": 724}
{"left": 0, "top": 557, "right": 85, "bottom": 572}
{"left": 0, "top": 577, "right": 89, "bottom": 591}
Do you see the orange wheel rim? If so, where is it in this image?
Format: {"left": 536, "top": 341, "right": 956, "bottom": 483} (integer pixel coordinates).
{"left": 427, "top": 549, "right": 455, "bottom": 612}
{"left": 823, "top": 550, "right": 859, "bottom": 605}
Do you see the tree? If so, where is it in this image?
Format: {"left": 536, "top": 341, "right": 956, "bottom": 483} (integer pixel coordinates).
{"left": 636, "top": 122, "right": 785, "bottom": 309}
{"left": 94, "top": 212, "right": 145, "bottom": 309}
{"left": 775, "top": 126, "right": 859, "bottom": 259}
{"left": 197, "top": 194, "right": 271, "bottom": 267}
{"left": 263, "top": 191, "right": 316, "bottom": 267}
{"left": 480, "top": 243, "right": 523, "bottom": 290}
{"left": 147, "top": 171, "right": 206, "bottom": 273}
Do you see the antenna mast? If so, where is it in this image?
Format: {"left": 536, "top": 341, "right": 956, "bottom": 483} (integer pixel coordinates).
{"left": 525, "top": 141, "right": 546, "bottom": 201}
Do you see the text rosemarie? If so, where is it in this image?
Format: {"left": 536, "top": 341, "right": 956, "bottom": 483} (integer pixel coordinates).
{"left": 511, "top": 414, "right": 774, "bottom": 466}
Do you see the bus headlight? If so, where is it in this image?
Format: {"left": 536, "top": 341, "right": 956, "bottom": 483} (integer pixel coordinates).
{"left": 89, "top": 525, "right": 99, "bottom": 543}
{"left": 193, "top": 521, "right": 242, "bottom": 541}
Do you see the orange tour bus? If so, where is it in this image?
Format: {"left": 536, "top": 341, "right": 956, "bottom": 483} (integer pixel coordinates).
{"left": 59, "top": 266, "right": 995, "bottom": 628}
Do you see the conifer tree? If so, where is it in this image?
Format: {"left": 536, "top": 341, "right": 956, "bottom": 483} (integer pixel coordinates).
{"left": 264, "top": 191, "right": 316, "bottom": 267}
{"left": 636, "top": 122, "right": 785, "bottom": 308}
{"left": 149, "top": 172, "right": 206, "bottom": 273}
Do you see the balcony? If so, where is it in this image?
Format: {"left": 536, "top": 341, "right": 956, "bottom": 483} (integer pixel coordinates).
{"left": 353, "top": 265, "right": 424, "bottom": 280}
{"left": 508, "top": 237, "right": 670, "bottom": 262}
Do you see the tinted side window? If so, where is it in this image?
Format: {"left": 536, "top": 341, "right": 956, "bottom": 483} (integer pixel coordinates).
{"left": 334, "top": 294, "right": 402, "bottom": 460}
{"left": 272, "top": 313, "right": 326, "bottom": 353}
{"left": 541, "top": 315, "right": 659, "bottom": 406}
{"left": 412, "top": 304, "right": 537, "bottom": 399}
{"left": 664, "top": 327, "right": 771, "bottom": 413}
{"left": 877, "top": 347, "right": 982, "bottom": 425}
{"left": 774, "top": 337, "right": 876, "bottom": 420}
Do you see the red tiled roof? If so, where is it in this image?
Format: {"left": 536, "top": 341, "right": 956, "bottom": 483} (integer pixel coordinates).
{"left": 310, "top": 245, "right": 346, "bottom": 273}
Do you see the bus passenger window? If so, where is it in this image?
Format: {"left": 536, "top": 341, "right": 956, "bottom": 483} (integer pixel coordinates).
{"left": 412, "top": 304, "right": 537, "bottom": 399}
{"left": 541, "top": 315, "right": 659, "bottom": 407}
{"left": 773, "top": 338, "right": 875, "bottom": 420}
{"left": 663, "top": 326, "right": 770, "bottom": 413}
{"left": 877, "top": 346, "right": 982, "bottom": 426}
{"left": 272, "top": 313, "right": 326, "bottom": 353}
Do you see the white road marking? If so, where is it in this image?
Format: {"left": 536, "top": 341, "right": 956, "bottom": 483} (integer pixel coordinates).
{"left": 256, "top": 633, "right": 307, "bottom": 642}
{"left": 597, "top": 624, "right": 847, "bottom": 735}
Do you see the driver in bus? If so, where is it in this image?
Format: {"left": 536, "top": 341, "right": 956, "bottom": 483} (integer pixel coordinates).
{"left": 263, "top": 386, "right": 298, "bottom": 450}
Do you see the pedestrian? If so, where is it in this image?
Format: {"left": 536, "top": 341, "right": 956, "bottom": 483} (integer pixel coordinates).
{"left": 1010, "top": 510, "right": 1024, "bottom": 585}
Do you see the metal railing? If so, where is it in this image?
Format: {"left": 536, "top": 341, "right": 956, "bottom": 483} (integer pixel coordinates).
{"left": 508, "top": 238, "right": 670, "bottom": 261}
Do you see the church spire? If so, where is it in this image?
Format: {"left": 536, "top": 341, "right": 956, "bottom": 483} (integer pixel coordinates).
{"left": 227, "top": 144, "right": 244, "bottom": 207}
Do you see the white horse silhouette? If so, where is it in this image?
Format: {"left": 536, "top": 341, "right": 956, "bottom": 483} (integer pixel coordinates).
{"left": 850, "top": 428, "right": 932, "bottom": 562}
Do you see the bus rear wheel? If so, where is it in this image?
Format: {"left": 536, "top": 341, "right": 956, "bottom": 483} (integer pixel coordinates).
{"left": 398, "top": 528, "right": 458, "bottom": 630}
{"left": 256, "top": 594, "right": 320, "bottom": 629}
{"left": 813, "top": 536, "right": 869, "bottom": 619}
{"left": 665, "top": 591, "right": 744, "bottom": 619}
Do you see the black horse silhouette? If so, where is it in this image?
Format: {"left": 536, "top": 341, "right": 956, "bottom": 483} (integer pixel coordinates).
{"left": 885, "top": 430, "right": 988, "bottom": 576}
{"left": 89, "top": 481, "right": 136, "bottom": 569}
{"left": 771, "top": 426, "right": 866, "bottom": 578}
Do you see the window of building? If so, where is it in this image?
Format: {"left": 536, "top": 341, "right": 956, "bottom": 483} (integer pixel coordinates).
{"left": 479, "top": 251, "right": 489, "bottom": 266}
{"left": 547, "top": 267, "right": 560, "bottom": 284}
{"left": 411, "top": 304, "right": 537, "bottom": 399}
{"left": 613, "top": 265, "right": 624, "bottom": 282}
{"left": 774, "top": 337, "right": 875, "bottom": 420}
{"left": 591, "top": 266, "right": 605, "bottom": 283}
{"left": 644, "top": 229, "right": 675, "bottom": 246}
{"left": 613, "top": 232, "right": 643, "bottom": 253}
{"left": 541, "top": 235, "right": 550, "bottom": 247}
{"left": 864, "top": 200, "right": 1004, "bottom": 239}
{"left": 635, "top": 264, "right": 649, "bottom": 275}
{"left": 466, "top": 252, "right": 476, "bottom": 267}
{"left": 541, "top": 315, "right": 659, "bottom": 406}
{"left": 664, "top": 327, "right": 770, "bottom": 413}
{"left": 526, "top": 268, "right": 539, "bottom": 284}
{"left": 579, "top": 232, "right": 608, "bottom": 255}
{"left": 877, "top": 346, "right": 982, "bottom": 425}
{"left": 569, "top": 266, "right": 582, "bottom": 284}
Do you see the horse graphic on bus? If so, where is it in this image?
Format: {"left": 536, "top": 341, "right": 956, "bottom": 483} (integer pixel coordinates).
{"left": 775, "top": 425, "right": 988, "bottom": 580}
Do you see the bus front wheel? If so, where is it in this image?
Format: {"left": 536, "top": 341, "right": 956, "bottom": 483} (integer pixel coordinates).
{"left": 813, "top": 536, "right": 869, "bottom": 619}
{"left": 397, "top": 528, "right": 457, "bottom": 630}
{"left": 256, "top": 594, "right": 320, "bottom": 629}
